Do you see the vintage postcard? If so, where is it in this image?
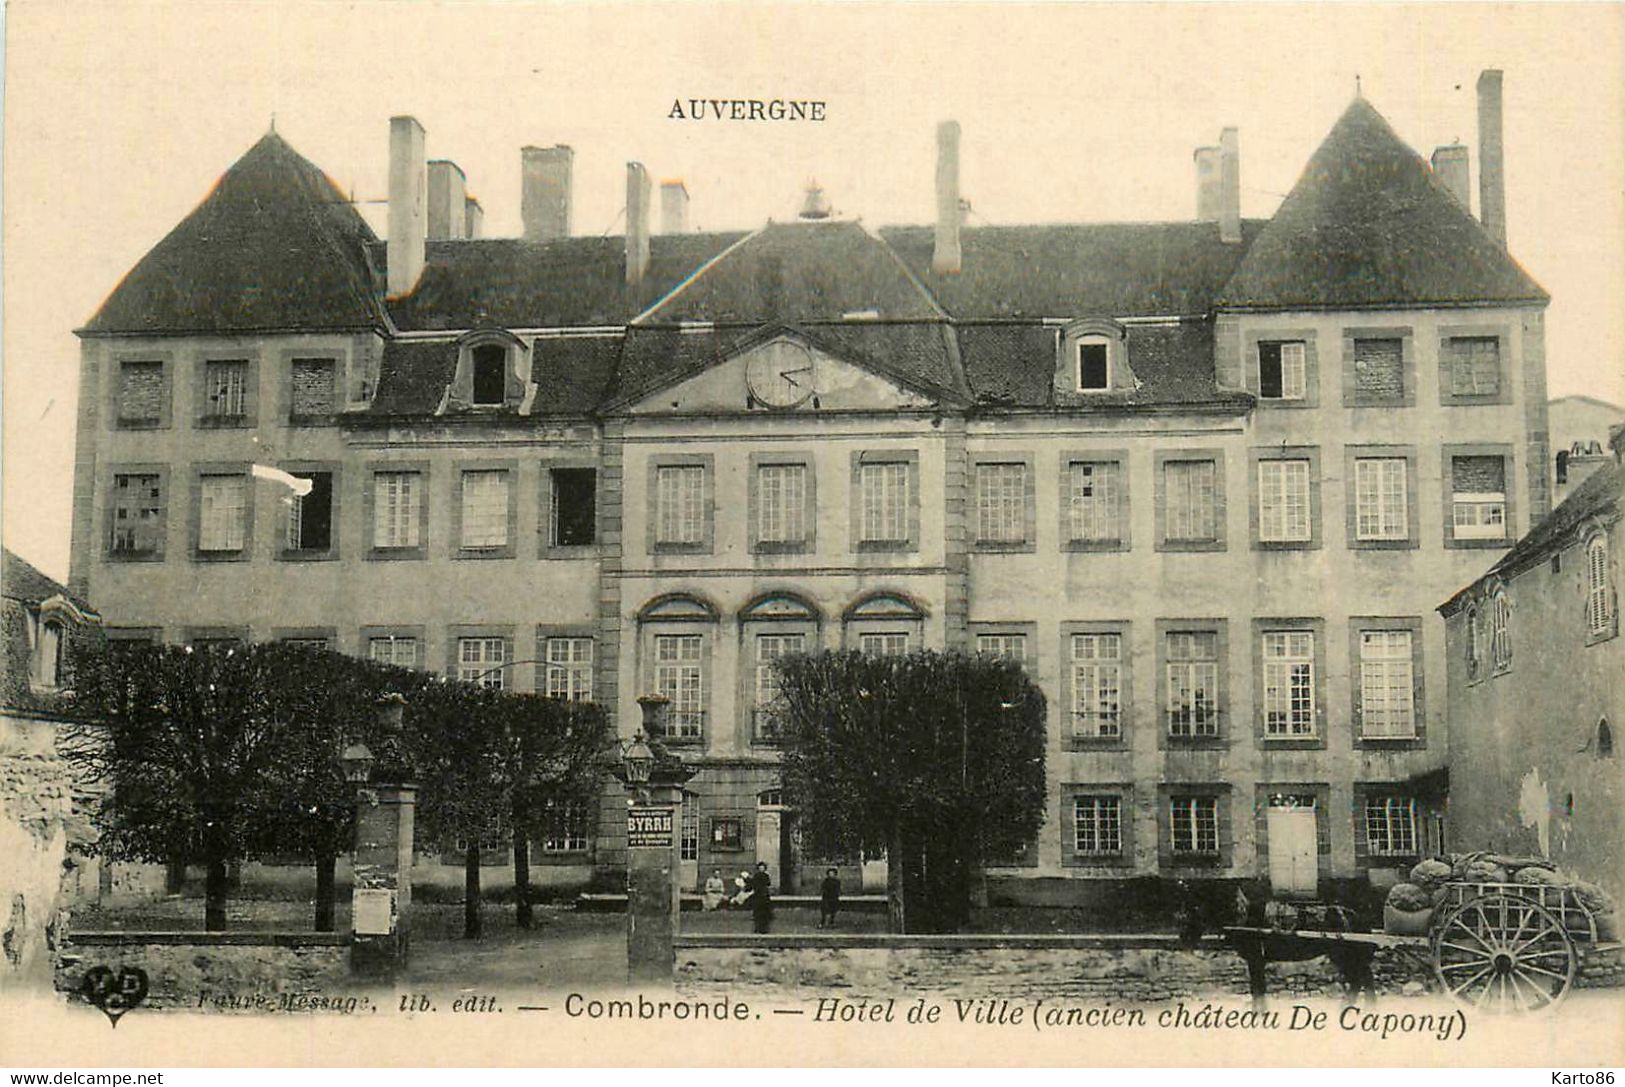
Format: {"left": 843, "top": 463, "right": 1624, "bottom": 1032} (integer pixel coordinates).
{"left": 2, "top": 0, "right": 1623, "bottom": 1069}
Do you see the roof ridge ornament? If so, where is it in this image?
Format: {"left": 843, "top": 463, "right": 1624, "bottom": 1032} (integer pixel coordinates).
{"left": 799, "top": 180, "right": 832, "bottom": 220}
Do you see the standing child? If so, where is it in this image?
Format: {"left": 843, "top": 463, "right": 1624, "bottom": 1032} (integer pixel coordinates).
{"left": 819, "top": 867, "right": 842, "bottom": 929}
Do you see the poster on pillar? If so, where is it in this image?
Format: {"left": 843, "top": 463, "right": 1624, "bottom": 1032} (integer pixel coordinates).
{"left": 627, "top": 806, "right": 674, "bottom": 849}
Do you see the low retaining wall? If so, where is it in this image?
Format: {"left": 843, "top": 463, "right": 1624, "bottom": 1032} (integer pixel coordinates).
{"left": 57, "top": 932, "right": 353, "bottom": 1011}
{"left": 674, "top": 934, "right": 1432, "bottom": 1001}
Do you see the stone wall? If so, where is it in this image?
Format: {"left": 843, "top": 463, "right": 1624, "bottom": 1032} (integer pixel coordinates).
{"left": 56, "top": 932, "right": 352, "bottom": 1011}
{"left": 0, "top": 716, "right": 75, "bottom": 997}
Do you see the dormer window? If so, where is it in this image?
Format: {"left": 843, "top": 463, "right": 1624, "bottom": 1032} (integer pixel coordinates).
{"left": 1078, "top": 338, "right": 1110, "bottom": 391}
{"left": 35, "top": 619, "right": 65, "bottom": 689}
{"left": 472, "top": 345, "right": 507, "bottom": 406}
{"left": 26, "top": 594, "right": 94, "bottom": 692}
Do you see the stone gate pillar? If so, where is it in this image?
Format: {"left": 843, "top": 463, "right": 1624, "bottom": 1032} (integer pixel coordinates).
{"left": 349, "top": 784, "right": 416, "bottom": 979}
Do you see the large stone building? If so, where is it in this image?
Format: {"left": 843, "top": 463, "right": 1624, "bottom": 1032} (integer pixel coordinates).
{"left": 1438, "top": 428, "right": 1622, "bottom": 897}
{"left": 70, "top": 72, "right": 1552, "bottom": 900}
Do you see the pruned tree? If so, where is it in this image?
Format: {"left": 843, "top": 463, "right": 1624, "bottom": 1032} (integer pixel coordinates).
{"left": 776, "top": 650, "right": 1046, "bottom": 933}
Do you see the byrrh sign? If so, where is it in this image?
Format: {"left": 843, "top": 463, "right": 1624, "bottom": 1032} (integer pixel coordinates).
{"left": 627, "top": 806, "right": 674, "bottom": 849}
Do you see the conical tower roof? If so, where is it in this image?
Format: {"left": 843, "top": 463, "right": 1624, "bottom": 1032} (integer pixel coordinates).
{"left": 1217, "top": 97, "right": 1546, "bottom": 309}
{"left": 82, "top": 131, "right": 384, "bottom": 334}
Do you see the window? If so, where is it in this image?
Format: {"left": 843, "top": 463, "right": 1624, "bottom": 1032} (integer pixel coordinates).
{"left": 471, "top": 344, "right": 507, "bottom": 406}
{"left": 976, "top": 633, "right": 1027, "bottom": 663}
{"left": 711, "top": 817, "right": 743, "bottom": 851}
{"left": 1073, "top": 796, "right": 1122, "bottom": 856}
{"left": 655, "top": 465, "right": 706, "bottom": 546}
{"left": 1451, "top": 456, "right": 1507, "bottom": 540}
{"left": 280, "top": 637, "right": 330, "bottom": 651}
{"left": 1166, "top": 631, "right": 1219, "bottom": 737}
{"left": 975, "top": 462, "right": 1027, "bottom": 544}
{"left": 756, "top": 463, "right": 807, "bottom": 545}
{"left": 1365, "top": 796, "right": 1417, "bottom": 856}
{"left": 290, "top": 358, "right": 335, "bottom": 419}
{"left": 1352, "top": 338, "right": 1404, "bottom": 400}
{"left": 549, "top": 468, "right": 597, "bottom": 547}
{"left": 753, "top": 633, "right": 804, "bottom": 739}
{"left": 458, "top": 636, "right": 508, "bottom": 689}
{"left": 1262, "top": 631, "right": 1315, "bottom": 737}
{"left": 654, "top": 634, "right": 705, "bottom": 738}
{"left": 542, "top": 801, "right": 588, "bottom": 853}
{"left": 680, "top": 804, "right": 700, "bottom": 862}
{"left": 1464, "top": 605, "right": 1482, "bottom": 681}
{"left": 1598, "top": 718, "right": 1614, "bottom": 759}
{"left": 1490, "top": 592, "right": 1512, "bottom": 673}
{"left": 1587, "top": 535, "right": 1616, "bottom": 638}
{"left": 198, "top": 474, "right": 247, "bottom": 552}
{"left": 460, "top": 470, "right": 510, "bottom": 549}
{"left": 1067, "top": 461, "right": 1121, "bottom": 544}
{"left": 110, "top": 473, "right": 164, "bottom": 555}
{"left": 284, "top": 471, "right": 333, "bottom": 552}
{"left": 1257, "top": 341, "right": 1306, "bottom": 400}
{"left": 859, "top": 461, "right": 910, "bottom": 544}
{"left": 1445, "top": 336, "right": 1500, "bottom": 397}
{"left": 1077, "top": 340, "right": 1110, "bottom": 391}
{"left": 1359, "top": 630, "right": 1415, "bottom": 738}
{"left": 368, "top": 636, "right": 420, "bottom": 669}
{"left": 203, "top": 360, "right": 248, "bottom": 419}
{"left": 1169, "top": 796, "right": 1219, "bottom": 855}
{"left": 1354, "top": 458, "right": 1408, "bottom": 541}
{"left": 544, "top": 637, "right": 593, "bottom": 702}
{"left": 374, "top": 471, "right": 422, "bottom": 549}
{"left": 1164, "top": 459, "right": 1219, "bottom": 543}
{"left": 33, "top": 620, "right": 66, "bottom": 689}
{"left": 118, "top": 361, "right": 165, "bottom": 425}
{"left": 1257, "top": 459, "right": 1312, "bottom": 543}
{"left": 858, "top": 632, "right": 910, "bottom": 658}
{"left": 1070, "top": 633, "right": 1122, "bottom": 738}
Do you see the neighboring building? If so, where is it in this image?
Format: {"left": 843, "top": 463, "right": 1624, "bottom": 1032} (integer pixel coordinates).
{"left": 0, "top": 550, "right": 100, "bottom": 992}
{"left": 70, "top": 72, "right": 1551, "bottom": 900}
{"left": 1549, "top": 395, "right": 1625, "bottom": 504}
{"left": 1438, "top": 428, "right": 1623, "bottom": 898}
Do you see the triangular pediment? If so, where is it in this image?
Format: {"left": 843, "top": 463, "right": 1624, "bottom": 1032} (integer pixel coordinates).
{"left": 621, "top": 326, "right": 938, "bottom": 415}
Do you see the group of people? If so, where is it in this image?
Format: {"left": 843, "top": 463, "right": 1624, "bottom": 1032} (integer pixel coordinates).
{"left": 701, "top": 863, "right": 844, "bottom": 932}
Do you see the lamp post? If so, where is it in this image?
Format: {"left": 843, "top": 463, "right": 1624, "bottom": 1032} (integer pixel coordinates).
{"left": 612, "top": 695, "right": 696, "bottom": 986}
{"left": 348, "top": 692, "right": 418, "bottom": 980}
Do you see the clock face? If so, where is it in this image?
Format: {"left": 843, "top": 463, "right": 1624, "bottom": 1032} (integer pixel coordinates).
{"left": 745, "top": 341, "right": 816, "bottom": 408}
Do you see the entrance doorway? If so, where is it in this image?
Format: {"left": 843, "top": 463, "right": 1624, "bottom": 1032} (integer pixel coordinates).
{"left": 1266, "top": 795, "right": 1318, "bottom": 899}
{"left": 756, "top": 789, "right": 795, "bottom": 893}
{"left": 679, "top": 794, "right": 699, "bottom": 892}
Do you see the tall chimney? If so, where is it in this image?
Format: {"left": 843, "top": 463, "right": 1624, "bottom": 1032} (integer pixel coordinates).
{"left": 464, "top": 197, "right": 484, "bottom": 239}
{"left": 426, "top": 160, "right": 467, "bottom": 241}
{"left": 1218, "top": 126, "right": 1241, "bottom": 244}
{"left": 387, "top": 115, "right": 427, "bottom": 297}
{"left": 1477, "top": 69, "right": 1506, "bottom": 246}
{"left": 1194, "top": 145, "right": 1222, "bottom": 220}
{"left": 521, "top": 144, "right": 573, "bottom": 241}
{"left": 933, "top": 120, "right": 962, "bottom": 275}
{"left": 1431, "top": 144, "right": 1472, "bottom": 210}
{"left": 625, "top": 161, "right": 652, "bottom": 286}
{"left": 660, "top": 179, "right": 690, "bottom": 234}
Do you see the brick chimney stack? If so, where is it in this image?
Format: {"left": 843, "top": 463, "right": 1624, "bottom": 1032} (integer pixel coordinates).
{"left": 1431, "top": 144, "right": 1472, "bottom": 210}
{"left": 933, "top": 120, "right": 962, "bottom": 275}
{"left": 1477, "top": 69, "right": 1507, "bottom": 246}
{"left": 522, "top": 145, "right": 573, "bottom": 241}
{"left": 625, "top": 161, "right": 652, "bottom": 286}
{"left": 660, "top": 179, "right": 689, "bottom": 234}
{"left": 1218, "top": 127, "right": 1241, "bottom": 244}
{"left": 387, "top": 116, "right": 427, "bottom": 297}
{"left": 427, "top": 160, "right": 467, "bottom": 241}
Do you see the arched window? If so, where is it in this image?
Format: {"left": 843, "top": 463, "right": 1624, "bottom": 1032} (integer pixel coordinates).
{"left": 843, "top": 591, "right": 927, "bottom": 657}
{"left": 1586, "top": 533, "right": 1615, "bottom": 638}
{"left": 471, "top": 344, "right": 507, "bottom": 406}
{"left": 1598, "top": 718, "right": 1614, "bottom": 759}
{"left": 637, "top": 593, "right": 720, "bottom": 742}
{"left": 1464, "top": 604, "right": 1481, "bottom": 680}
{"left": 1555, "top": 450, "right": 1570, "bottom": 485}
{"left": 739, "top": 593, "right": 821, "bottom": 744}
{"left": 1490, "top": 592, "right": 1512, "bottom": 673}
{"left": 35, "top": 620, "right": 64, "bottom": 688}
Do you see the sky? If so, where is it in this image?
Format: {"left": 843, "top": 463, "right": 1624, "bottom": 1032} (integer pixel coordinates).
{"left": 4, "top": 1, "right": 1623, "bottom": 581}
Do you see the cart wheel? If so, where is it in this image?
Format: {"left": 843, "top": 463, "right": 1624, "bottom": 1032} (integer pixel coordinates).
{"left": 1432, "top": 893, "right": 1577, "bottom": 1012}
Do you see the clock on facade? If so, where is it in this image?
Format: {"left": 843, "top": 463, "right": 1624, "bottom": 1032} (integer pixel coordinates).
{"left": 745, "top": 340, "right": 816, "bottom": 408}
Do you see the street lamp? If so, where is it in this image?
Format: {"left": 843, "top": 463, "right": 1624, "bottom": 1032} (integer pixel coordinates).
{"left": 621, "top": 732, "right": 655, "bottom": 786}
{"left": 339, "top": 742, "right": 375, "bottom": 785}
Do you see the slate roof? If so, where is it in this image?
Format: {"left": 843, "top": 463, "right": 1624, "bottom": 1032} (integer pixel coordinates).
{"left": 957, "top": 321, "right": 1252, "bottom": 410}
{"left": 881, "top": 221, "right": 1267, "bottom": 319}
{"left": 1217, "top": 97, "right": 1548, "bottom": 310}
{"left": 636, "top": 220, "right": 945, "bottom": 324}
{"left": 2, "top": 549, "right": 99, "bottom": 719}
{"left": 367, "top": 334, "right": 626, "bottom": 416}
{"left": 1440, "top": 457, "right": 1623, "bottom": 614}
{"left": 82, "top": 132, "right": 386, "bottom": 335}
{"left": 382, "top": 233, "right": 747, "bottom": 331}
